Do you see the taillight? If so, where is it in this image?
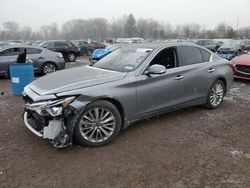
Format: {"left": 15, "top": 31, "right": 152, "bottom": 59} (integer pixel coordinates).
{"left": 57, "top": 53, "right": 63, "bottom": 58}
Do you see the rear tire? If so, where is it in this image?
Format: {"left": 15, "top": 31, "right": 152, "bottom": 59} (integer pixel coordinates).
{"left": 74, "top": 100, "right": 121, "bottom": 147}
{"left": 67, "top": 52, "right": 76, "bottom": 62}
{"left": 206, "top": 80, "right": 225, "bottom": 109}
{"left": 42, "top": 62, "right": 57, "bottom": 75}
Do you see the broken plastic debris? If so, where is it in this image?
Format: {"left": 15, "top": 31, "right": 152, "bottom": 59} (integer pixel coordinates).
{"left": 230, "top": 150, "right": 243, "bottom": 156}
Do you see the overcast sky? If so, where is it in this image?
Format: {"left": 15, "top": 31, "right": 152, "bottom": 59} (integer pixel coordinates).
{"left": 0, "top": 0, "right": 249, "bottom": 30}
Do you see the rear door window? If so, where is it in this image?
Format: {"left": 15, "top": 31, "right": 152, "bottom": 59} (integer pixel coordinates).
{"left": 179, "top": 46, "right": 203, "bottom": 66}
{"left": 27, "top": 48, "right": 42, "bottom": 54}
{"left": 55, "top": 42, "right": 70, "bottom": 47}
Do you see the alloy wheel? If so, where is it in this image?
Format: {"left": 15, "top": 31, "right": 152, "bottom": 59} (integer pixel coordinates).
{"left": 68, "top": 53, "right": 76, "bottom": 62}
{"left": 209, "top": 82, "right": 224, "bottom": 107}
{"left": 79, "top": 107, "right": 116, "bottom": 143}
{"left": 43, "top": 63, "right": 56, "bottom": 75}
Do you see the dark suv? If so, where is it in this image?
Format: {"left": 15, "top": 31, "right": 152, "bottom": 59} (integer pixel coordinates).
{"left": 40, "top": 41, "right": 80, "bottom": 62}
{"left": 72, "top": 40, "right": 92, "bottom": 56}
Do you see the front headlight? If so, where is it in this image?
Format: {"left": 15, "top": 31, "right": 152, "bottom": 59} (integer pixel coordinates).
{"left": 25, "top": 96, "right": 76, "bottom": 116}
{"left": 46, "top": 107, "right": 63, "bottom": 116}
{"left": 45, "top": 96, "right": 76, "bottom": 117}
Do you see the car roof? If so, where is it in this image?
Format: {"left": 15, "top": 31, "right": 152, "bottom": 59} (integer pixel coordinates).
{"left": 120, "top": 42, "right": 205, "bottom": 50}
{"left": 44, "top": 40, "right": 70, "bottom": 42}
{"left": 0, "top": 44, "right": 45, "bottom": 51}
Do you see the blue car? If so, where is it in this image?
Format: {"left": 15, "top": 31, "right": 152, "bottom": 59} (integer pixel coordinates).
{"left": 89, "top": 44, "right": 121, "bottom": 65}
{"left": 217, "top": 40, "right": 244, "bottom": 60}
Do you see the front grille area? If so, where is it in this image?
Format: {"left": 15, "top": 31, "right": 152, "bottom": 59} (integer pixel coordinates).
{"left": 235, "top": 72, "right": 250, "bottom": 78}
{"left": 235, "top": 65, "right": 250, "bottom": 74}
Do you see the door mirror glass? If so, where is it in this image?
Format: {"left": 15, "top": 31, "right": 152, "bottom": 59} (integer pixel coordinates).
{"left": 146, "top": 64, "right": 166, "bottom": 75}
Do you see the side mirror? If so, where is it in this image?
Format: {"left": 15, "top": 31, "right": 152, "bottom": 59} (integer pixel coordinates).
{"left": 145, "top": 64, "right": 166, "bottom": 75}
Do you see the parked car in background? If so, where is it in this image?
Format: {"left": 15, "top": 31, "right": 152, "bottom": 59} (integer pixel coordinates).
{"left": 89, "top": 44, "right": 121, "bottom": 64}
{"left": 0, "top": 41, "right": 10, "bottom": 47}
{"left": 72, "top": 40, "right": 92, "bottom": 56}
{"left": 103, "top": 38, "right": 115, "bottom": 46}
{"left": 195, "top": 39, "right": 217, "bottom": 52}
{"left": 0, "top": 45, "right": 65, "bottom": 77}
{"left": 116, "top": 38, "right": 145, "bottom": 44}
{"left": 40, "top": 40, "right": 80, "bottom": 62}
{"left": 22, "top": 42, "right": 233, "bottom": 148}
{"left": 90, "top": 41, "right": 106, "bottom": 51}
{"left": 217, "top": 40, "right": 245, "bottom": 60}
{"left": 243, "top": 45, "right": 250, "bottom": 53}
{"left": 229, "top": 51, "right": 250, "bottom": 80}
{"left": 8, "top": 40, "right": 24, "bottom": 45}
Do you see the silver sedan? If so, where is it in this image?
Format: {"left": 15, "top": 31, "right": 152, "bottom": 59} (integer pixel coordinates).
{"left": 22, "top": 42, "right": 233, "bottom": 148}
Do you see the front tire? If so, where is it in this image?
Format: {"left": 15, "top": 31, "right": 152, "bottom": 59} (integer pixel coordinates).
{"left": 206, "top": 80, "right": 225, "bottom": 109}
{"left": 74, "top": 100, "right": 121, "bottom": 147}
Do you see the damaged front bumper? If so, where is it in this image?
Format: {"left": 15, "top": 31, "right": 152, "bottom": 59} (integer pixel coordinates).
{"left": 23, "top": 95, "right": 77, "bottom": 148}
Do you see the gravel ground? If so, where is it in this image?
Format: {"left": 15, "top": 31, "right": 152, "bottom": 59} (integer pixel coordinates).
{"left": 0, "top": 58, "right": 250, "bottom": 187}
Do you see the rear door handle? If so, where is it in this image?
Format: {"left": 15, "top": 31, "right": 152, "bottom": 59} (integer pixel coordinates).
{"left": 208, "top": 68, "right": 215, "bottom": 73}
{"left": 174, "top": 75, "right": 184, "bottom": 80}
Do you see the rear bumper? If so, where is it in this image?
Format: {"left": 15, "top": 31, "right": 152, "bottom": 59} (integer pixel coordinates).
{"left": 56, "top": 61, "right": 66, "bottom": 70}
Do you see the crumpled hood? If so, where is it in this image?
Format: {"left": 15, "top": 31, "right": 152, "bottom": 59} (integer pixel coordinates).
{"left": 29, "top": 66, "right": 126, "bottom": 95}
{"left": 91, "top": 49, "right": 110, "bottom": 59}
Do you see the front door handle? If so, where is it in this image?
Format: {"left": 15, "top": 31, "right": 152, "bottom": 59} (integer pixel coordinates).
{"left": 38, "top": 57, "right": 44, "bottom": 60}
{"left": 208, "top": 68, "right": 215, "bottom": 73}
{"left": 174, "top": 75, "right": 184, "bottom": 80}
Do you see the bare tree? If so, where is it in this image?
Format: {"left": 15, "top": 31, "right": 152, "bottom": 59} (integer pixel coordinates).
{"left": 124, "top": 14, "right": 137, "bottom": 37}
{"left": 2, "top": 21, "right": 20, "bottom": 39}
{"left": 0, "top": 15, "right": 250, "bottom": 41}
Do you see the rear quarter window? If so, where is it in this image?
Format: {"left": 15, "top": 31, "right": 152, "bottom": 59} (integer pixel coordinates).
{"left": 200, "top": 49, "right": 211, "bottom": 62}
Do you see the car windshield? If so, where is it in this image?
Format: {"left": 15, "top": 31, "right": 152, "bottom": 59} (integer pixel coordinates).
{"left": 93, "top": 47, "right": 153, "bottom": 72}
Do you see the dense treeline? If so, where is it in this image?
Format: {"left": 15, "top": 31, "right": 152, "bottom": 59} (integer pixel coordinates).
{"left": 0, "top": 14, "right": 250, "bottom": 41}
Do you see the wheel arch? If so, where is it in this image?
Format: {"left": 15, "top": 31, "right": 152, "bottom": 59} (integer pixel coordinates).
{"left": 67, "top": 51, "right": 77, "bottom": 55}
{"left": 93, "top": 97, "right": 126, "bottom": 129}
{"left": 216, "top": 77, "right": 227, "bottom": 91}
